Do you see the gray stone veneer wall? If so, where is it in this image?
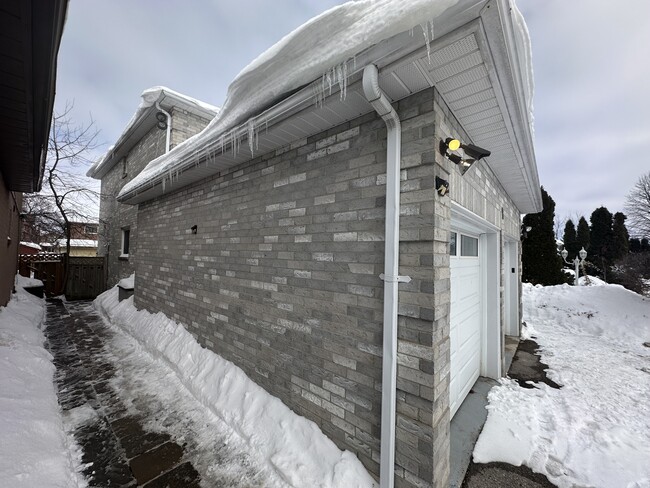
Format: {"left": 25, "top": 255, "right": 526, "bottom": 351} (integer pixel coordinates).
{"left": 99, "top": 110, "right": 212, "bottom": 287}
{"left": 133, "top": 87, "right": 521, "bottom": 487}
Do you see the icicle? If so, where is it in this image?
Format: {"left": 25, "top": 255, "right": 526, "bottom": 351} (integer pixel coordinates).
{"left": 421, "top": 23, "right": 431, "bottom": 63}
{"left": 248, "top": 119, "right": 256, "bottom": 156}
{"left": 420, "top": 20, "right": 435, "bottom": 64}
{"left": 162, "top": 176, "right": 166, "bottom": 192}
{"left": 342, "top": 61, "right": 348, "bottom": 101}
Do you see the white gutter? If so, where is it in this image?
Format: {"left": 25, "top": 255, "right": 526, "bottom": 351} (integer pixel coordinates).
{"left": 362, "top": 64, "right": 410, "bottom": 488}
{"left": 155, "top": 101, "right": 171, "bottom": 153}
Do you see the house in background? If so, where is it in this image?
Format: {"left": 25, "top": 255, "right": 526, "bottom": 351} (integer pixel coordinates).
{"left": 55, "top": 239, "right": 98, "bottom": 257}
{"left": 101, "top": 1, "right": 540, "bottom": 487}
{"left": 19, "top": 242, "right": 42, "bottom": 255}
{"left": 69, "top": 220, "right": 99, "bottom": 240}
{"left": 0, "top": 0, "right": 68, "bottom": 306}
{"left": 87, "top": 87, "right": 218, "bottom": 287}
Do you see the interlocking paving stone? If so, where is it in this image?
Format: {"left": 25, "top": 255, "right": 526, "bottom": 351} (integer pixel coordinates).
{"left": 109, "top": 416, "right": 171, "bottom": 459}
{"left": 130, "top": 442, "right": 184, "bottom": 485}
{"left": 142, "top": 462, "right": 201, "bottom": 488}
{"left": 44, "top": 299, "right": 201, "bottom": 487}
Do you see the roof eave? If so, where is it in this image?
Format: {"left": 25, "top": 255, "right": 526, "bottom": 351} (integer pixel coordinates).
{"left": 119, "top": 0, "right": 541, "bottom": 214}
{"left": 87, "top": 88, "right": 218, "bottom": 180}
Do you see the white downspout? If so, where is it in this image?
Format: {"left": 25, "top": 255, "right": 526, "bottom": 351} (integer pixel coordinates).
{"left": 155, "top": 101, "right": 171, "bottom": 153}
{"left": 362, "top": 64, "right": 409, "bottom": 488}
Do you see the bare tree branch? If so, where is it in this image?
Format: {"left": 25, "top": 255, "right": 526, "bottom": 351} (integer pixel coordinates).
{"left": 624, "top": 172, "right": 650, "bottom": 239}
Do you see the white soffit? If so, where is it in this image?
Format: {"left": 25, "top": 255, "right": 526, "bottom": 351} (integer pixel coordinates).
{"left": 378, "top": 23, "right": 539, "bottom": 213}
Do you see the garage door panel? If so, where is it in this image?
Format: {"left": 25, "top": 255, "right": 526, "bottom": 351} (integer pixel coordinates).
{"left": 450, "top": 249, "right": 481, "bottom": 418}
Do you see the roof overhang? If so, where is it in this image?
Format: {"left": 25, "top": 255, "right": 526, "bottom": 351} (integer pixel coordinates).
{"left": 0, "top": 0, "right": 69, "bottom": 192}
{"left": 87, "top": 88, "right": 219, "bottom": 180}
{"left": 119, "top": 0, "right": 541, "bottom": 214}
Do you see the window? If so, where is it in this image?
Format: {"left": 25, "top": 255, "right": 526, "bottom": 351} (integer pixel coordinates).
{"left": 121, "top": 158, "right": 128, "bottom": 178}
{"left": 85, "top": 224, "right": 98, "bottom": 235}
{"left": 461, "top": 235, "right": 479, "bottom": 257}
{"left": 449, "top": 232, "right": 457, "bottom": 256}
{"left": 121, "top": 228, "right": 130, "bottom": 258}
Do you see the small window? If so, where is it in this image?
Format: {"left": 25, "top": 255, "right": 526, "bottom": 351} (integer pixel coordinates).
{"left": 121, "top": 158, "right": 128, "bottom": 178}
{"left": 461, "top": 235, "right": 479, "bottom": 257}
{"left": 449, "top": 232, "right": 457, "bottom": 256}
{"left": 121, "top": 228, "right": 130, "bottom": 257}
{"left": 85, "top": 225, "right": 98, "bottom": 234}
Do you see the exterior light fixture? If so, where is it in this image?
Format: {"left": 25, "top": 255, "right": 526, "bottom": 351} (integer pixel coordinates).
{"left": 439, "top": 137, "right": 491, "bottom": 175}
{"left": 435, "top": 176, "right": 449, "bottom": 196}
{"left": 156, "top": 111, "right": 168, "bottom": 130}
{"left": 561, "top": 247, "right": 587, "bottom": 286}
{"left": 520, "top": 224, "right": 532, "bottom": 240}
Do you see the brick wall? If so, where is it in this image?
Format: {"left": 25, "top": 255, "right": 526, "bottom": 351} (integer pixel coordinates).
{"left": 99, "top": 109, "right": 212, "bottom": 287}
{"left": 132, "top": 87, "right": 522, "bottom": 487}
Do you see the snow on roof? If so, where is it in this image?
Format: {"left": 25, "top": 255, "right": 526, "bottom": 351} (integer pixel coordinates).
{"left": 87, "top": 86, "right": 219, "bottom": 179}
{"left": 120, "top": 0, "right": 534, "bottom": 203}
{"left": 56, "top": 239, "right": 98, "bottom": 248}
{"left": 120, "top": 0, "right": 461, "bottom": 197}
{"left": 19, "top": 242, "right": 42, "bottom": 250}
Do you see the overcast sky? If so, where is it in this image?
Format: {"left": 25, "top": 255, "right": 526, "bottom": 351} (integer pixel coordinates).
{"left": 54, "top": 0, "right": 650, "bottom": 225}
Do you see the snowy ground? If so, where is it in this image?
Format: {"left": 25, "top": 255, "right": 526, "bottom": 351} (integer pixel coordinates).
{"left": 0, "top": 276, "right": 86, "bottom": 488}
{"left": 94, "top": 284, "right": 376, "bottom": 488}
{"left": 474, "top": 281, "right": 650, "bottom": 488}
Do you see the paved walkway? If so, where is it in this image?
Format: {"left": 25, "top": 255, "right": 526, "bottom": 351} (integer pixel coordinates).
{"left": 45, "top": 298, "right": 201, "bottom": 487}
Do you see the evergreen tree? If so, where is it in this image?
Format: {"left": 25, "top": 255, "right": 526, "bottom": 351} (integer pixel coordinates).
{"left": 630, "top": 238, "right": 641, "bottom": 253}
{"left": 576, "top": 216, "right": 590, "bottom": 253}
{"left": 562, "top": 219, "right": 578, "bottom": 261}
{"left": 522, "top": 187, "right": 566, "bottom": 285}
{"left": 612, "top": 212, "right": 630, "bottom": 260}
{"left": 642, "top": 238, "right": 650, "bottom": 252}
{"left": 590, "top": 207, "right": 614, "bottom": 278}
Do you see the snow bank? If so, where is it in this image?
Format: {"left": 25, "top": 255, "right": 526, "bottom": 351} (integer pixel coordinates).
{"left": 120, "top": 0, "right": 469, "bottom": 198}
{"left": 0, "top": 277, "right": 86, "bottom": 488}
{"left": 94, "top": 286, "right": 376, "bottom": 488}
{"left": 474, "top": 283, "right": 650, "bottom": 488}
{"left": 15, "top": 274, "right": 44, "bottom": 288}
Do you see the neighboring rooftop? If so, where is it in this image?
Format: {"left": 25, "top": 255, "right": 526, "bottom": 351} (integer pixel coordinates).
{"left": 56, "top": 239, "right": 98, "bottom": 248}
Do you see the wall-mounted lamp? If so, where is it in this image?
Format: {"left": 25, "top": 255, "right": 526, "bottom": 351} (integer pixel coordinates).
{"left": 435, "top": 176, "right": 449, "bottom": 196}
{"left": 521, "top": 224, "right": 532, "bottom": 240}
{"left": 156, "top": 111, "right": 168, "bottom": 130}
{"left": 191, "top": 225, "right": 198, "bottom": 234}
{"left": 439, "top": 138, "right": 491, "bottom": 175}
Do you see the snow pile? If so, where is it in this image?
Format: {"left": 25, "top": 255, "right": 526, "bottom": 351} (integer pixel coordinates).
{"left": 94, "top": 286, "right": 376, "bottom": 488}
{"left": 120, "top": 0, "right": 480, "bottom": 198}
{"left": 474, "top": 283, "right": 650, "bottom": 488}
{"left": 0, "top": 276, "right": 86, "bottom": 488}
{"left": 117, "top": 274, "right": 134, "bottom": 289}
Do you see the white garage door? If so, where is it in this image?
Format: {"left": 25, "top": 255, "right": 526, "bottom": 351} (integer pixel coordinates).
{"left": 449, "top": 232, "right": 481, "bottom": 417}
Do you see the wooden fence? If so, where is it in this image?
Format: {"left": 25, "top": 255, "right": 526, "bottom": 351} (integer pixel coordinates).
{"left": 18, "top": 253, "right": 65, "bottom": 295}
{"left": 18, "top": 253, "right": 107, "bottom": 299}
{"left": 65, "top": 256, "right": 107, "bottom": 300}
